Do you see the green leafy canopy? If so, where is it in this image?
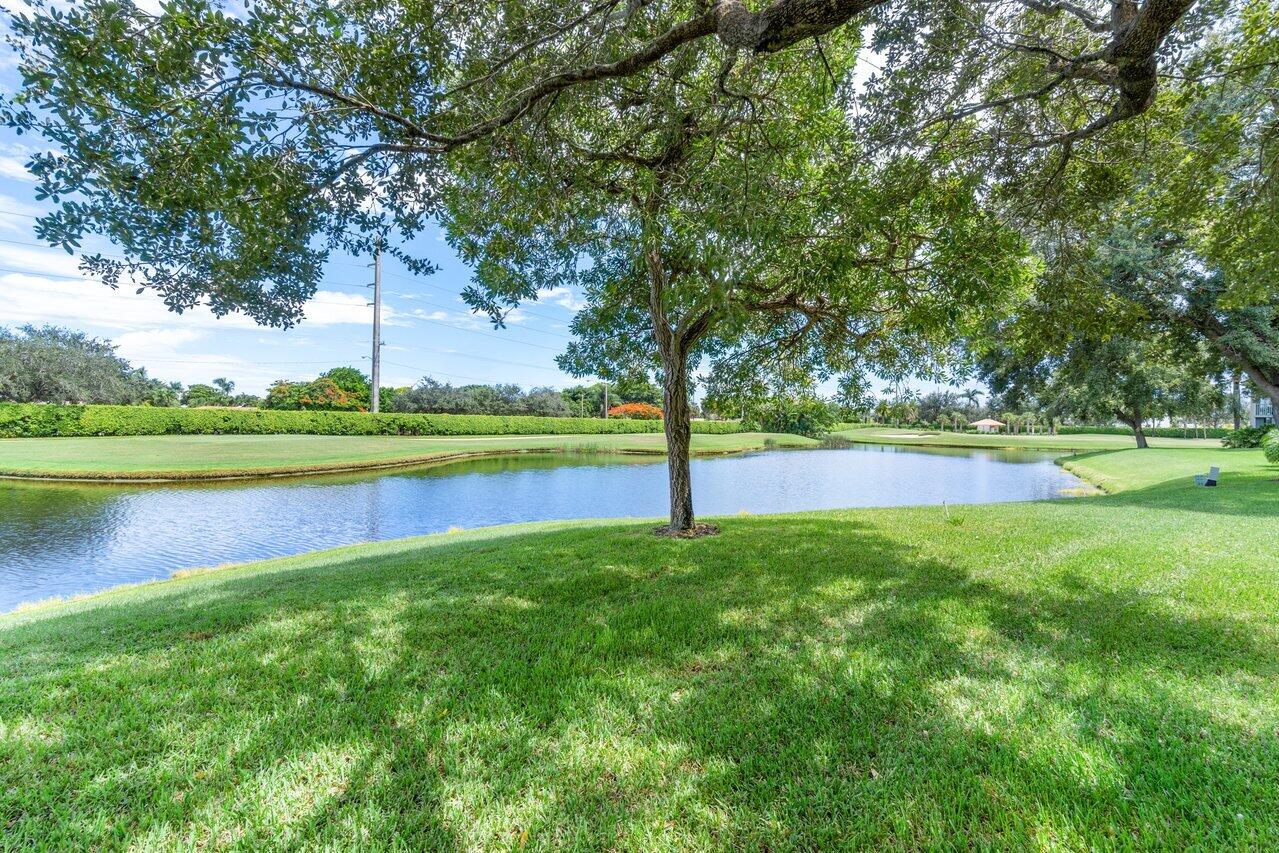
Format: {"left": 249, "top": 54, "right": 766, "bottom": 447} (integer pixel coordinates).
{"left": 2, "top": 0, "right": 1213, "bottom": 329}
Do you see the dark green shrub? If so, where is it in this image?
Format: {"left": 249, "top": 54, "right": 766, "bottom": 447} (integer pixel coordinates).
{"left": 0, "top": 403, "right": 746, "bottom": 438}
{"left": 1262, "top": 428, "right": 1279, "bottom": 464}
{"left": 1058, "top": 425, "right": 1230, "bottom": 440}
{"left": 1222, "top": 425, "right": 1273, "bottom": 448}
{"left": 747, "top": 395, "right": 837, "bottom": 437}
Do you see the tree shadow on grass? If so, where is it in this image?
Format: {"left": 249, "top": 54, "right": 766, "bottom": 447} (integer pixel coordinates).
{"left": 1, "top": 516, "right": 1276, "bottom": 848}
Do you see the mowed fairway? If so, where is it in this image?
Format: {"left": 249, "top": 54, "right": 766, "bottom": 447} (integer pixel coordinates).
{"left": 837, "top": 425, "right": 1223, "bottom": 452}
{"left": 1, "top": 447, "right": 1275, "bottom": 848}
{"left": 0, "top": 431, "right": 816, "bottom": 480}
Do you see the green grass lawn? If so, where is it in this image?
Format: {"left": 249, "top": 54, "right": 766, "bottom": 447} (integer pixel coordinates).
{"left": 836, "top": 425, "right": 1222, "bottom": 452}
{"left": 0, "top": 431, "right": 816, "bottom": 480}
{"left": 1, "top": 446, "right": 1275, "bottom": 847}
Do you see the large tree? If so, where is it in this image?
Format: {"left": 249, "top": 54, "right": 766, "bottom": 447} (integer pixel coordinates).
{"left": 442, "top": 36, "right": 1029, "bottom": 529}
{"left": 1005, "top": 4, "right": 1279, "bottom": 412}
{"left": 2, "top": 0, "right": 1217, "bottom": 529}
{"left": 1058, "top": 334, "right": 1220, "bottom": 447}
{"left": 1, "top": 0, "right": 1210, "bottom": 320}
{"left": 976, "top": 270, "right": 1226, "bottom": 447}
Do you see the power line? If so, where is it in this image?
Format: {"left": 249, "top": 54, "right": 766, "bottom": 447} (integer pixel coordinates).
{"left": 376, "top": 267, "right": 577, "bottom": 325}
{"left": 0, "top": 238, "right": 575, "bottom": 346}
{"left": 0, "top": 224, "right": 582, "bottom": 327}
{"left": 1, "top": 298, "right": 568, "bottom": 378}
{"left": 0, "top": 263, "right": 568, "bottom": 352}
{"left": 391, "top": 295, "right": 574, "bottom": 339}
{"left": 376, "top": 339, "right": 565, "bottom": 374}
{"left": 0, "top": 217, "right": 592, "bottom": 372}
{"left": 376, "top": 311, "right": 565, "bottom": 351}
{"left": 0, "top": 215, "right": 585, "bottom": 386}
{"left": 374, "top": 357, "right": 518, "bottom": 385}
{"left": 132, "top": 357, "right": 343, "bottom": 366}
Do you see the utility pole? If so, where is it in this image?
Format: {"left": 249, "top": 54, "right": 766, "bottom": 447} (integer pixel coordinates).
{"left": 369, "top": 240, "right": 383, "bottom": 414}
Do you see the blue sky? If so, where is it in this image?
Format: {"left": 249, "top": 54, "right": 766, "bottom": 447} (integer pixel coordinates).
{"left": 0, "top": 1, "right": 972, "bottom": 402}
{"left": 0, "top": 0, "right": 593, "bottom": 395}
{"left": 0, "top": 150, "right": 593, "bottom": 396}
{"left": 0, "top": 117, "right": 593, "bottom": 397}
{"left": 0, "top": 196, "right": 592, "bottom": 395}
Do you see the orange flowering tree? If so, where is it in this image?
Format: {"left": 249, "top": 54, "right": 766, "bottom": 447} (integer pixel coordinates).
{"left": 608, "top": 403, "right": 663, "bottom": 420}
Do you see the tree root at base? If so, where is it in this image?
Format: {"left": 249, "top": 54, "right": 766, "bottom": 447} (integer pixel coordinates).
{"left": 653, "top": 523, "right": 721, "bottom": 538}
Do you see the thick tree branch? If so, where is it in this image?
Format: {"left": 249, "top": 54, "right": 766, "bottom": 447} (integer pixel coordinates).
{"left": 259, "top": 73, "right": 442, "bottom": 144}
{"left": 1012, "top": 0, "right": 1111, "bottom": 33}
{"left": 249, "top": 0, "right": 1199, "bottom": 159}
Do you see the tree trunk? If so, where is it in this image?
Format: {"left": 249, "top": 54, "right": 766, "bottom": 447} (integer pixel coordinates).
{"left": 642, "top": 224, "right": 706, "bottom": 534}
{"left": 660, "top": 349, "right": 695, "bottom": 532}
{"left": 1119, "top": 408, "right": 1148, "bottom": 448}
{"left": 1232, "top": 372, "right": 1242, "bottom": 430}
{"left": 1129, "top": 414, "right": 1149, "bottom": 448}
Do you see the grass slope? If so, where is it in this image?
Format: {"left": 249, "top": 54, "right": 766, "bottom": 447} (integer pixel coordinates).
{"left": 0, "top": 431, "right": 815, "bottom": 480}
{"left": 835, "top": 425, "right": 1222, "bottom": 452}
{"left": 1, "top": 448, "right": 1276, "bottom": 848}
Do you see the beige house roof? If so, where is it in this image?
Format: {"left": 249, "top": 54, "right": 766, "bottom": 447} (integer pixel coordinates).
{"left": 969, "top": 418, "right": 1006, "bottom": 427}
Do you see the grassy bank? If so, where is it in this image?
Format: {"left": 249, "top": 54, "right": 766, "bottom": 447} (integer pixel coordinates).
{"left": 835, "top": 425, "right": 1222, "bottom": 452}
{"left": 0, "top": 432, "right": 815, "bottom": 480}
{"left": 2, "top": 447, "right": 1275, "bottom": 847}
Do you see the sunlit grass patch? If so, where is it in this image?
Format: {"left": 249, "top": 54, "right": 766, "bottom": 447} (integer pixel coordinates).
{"left": 0, "top": 447, "right": 1276, "bottom": 847}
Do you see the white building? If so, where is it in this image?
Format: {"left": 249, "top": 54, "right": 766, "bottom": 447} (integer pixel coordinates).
{"left": 1249, "top": 396, "right": 1274, "bottom": 428}
{"left": 969, "top": 418, "right": 1005, "bottom": 434}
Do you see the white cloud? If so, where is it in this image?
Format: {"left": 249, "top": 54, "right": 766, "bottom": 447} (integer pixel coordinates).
{"left": 0, "top": 156, "right": 32, "bottom": 183}
{"left": 0, "top": 258, "right": 390, "bottom": 333}
{"left": 111, "top": 328, "right": 272, "bottom": 389}
{"left": 0, "top": 272, "right": 388, "bottom": 394}
{"left": 408, "top": 306, "right": 500, "bottom": 330}
{"left": 0, "top": 243, "right": 85, "bottom": 278}
{"left": 411, "top": 309, "right": 453, "bottom": 322}
{"left": 314, "top": 289, "right": 413, "bottom": 327}
{"left": 0, "top": 272, "right": 259, "bottom": 332}
{"left": 138, "top": 351, "right": 319, "bottom": 395}
{"left": 0, "top": 195, "right": 46, "bottom": 235}
{"left": 115, "top": 327, "right": 207, "bottom": 359}
{"left": 540, "top": 286, "right": 587, "bottom": 312}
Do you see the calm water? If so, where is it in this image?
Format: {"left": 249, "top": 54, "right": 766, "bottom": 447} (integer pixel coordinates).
{"left": 0, "top": 445, "right": 1084, "bottom": 611}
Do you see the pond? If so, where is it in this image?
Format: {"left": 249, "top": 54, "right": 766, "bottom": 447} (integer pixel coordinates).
{"left": 0, "top": 444, "right": 1086, "bottom": 611}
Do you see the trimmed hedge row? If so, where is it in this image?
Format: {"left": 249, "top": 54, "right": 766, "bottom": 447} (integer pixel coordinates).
{"left": 0, "top": 404, "right": 746, "bottom": 438}
{"left": 1057, "top": 425, "right": 1230, "bottom": 440}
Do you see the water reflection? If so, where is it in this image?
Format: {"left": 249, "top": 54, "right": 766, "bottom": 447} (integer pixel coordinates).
{"left": 0, "top": 446, "right": 1084, "bottom": 610}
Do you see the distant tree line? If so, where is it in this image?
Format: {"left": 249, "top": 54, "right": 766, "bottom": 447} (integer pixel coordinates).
{"left": 387, "top": 375, "right": 665, "bottom": 418}
{"left": 182, "top": 377, "right": 262, "bottom": 408}
{"left": 0, "top": 325, "right": 679, "bottom": 419}
{"left": 6, "top": 324, "right": 1257, "bottom": 447}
